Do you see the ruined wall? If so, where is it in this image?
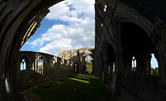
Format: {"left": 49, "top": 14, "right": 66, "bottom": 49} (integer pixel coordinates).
{"left": 18, "top": 51, "right": 74, "bottom": 90}
{"left": 58, "top": 48, "right": 94, "bottom": 60}
{"left": 94, "top": 0, "right": 166, "bottom": 101}
{"left": 0, "top": 0, "right": 166, "bottom": 101}
{"left": 18, "top": 50, "right": 94, "bottom": 90}
{"left": 0, "top": 0, "right": 63, "bottom": 100}
{"left": 59, "top": 48, "right": 94, "bottom": 73}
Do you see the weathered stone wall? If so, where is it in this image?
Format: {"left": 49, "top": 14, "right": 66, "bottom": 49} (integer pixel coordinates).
{"left": 58, "top": 48, "right": 94, "bottom": 60}
{"left": 18, "top": 50, "right": 94, "bottom": 90}
{"left": 59, "top": 48, "right": 94, "bottom": 73}
{"left": 0, "top": 0, "right": 63, "bottom": 100}
{"left": 0, "top": 0, "right": 166, "bottom": 101}
{"left": 94, "top": 0, "right": 166, "bottom": 101}
{"left": 18, "top": 51, "right": 74, "bottom": 91}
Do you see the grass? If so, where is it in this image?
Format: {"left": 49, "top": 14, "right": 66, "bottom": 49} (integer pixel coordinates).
{"left": 32, "top": 74, "right": 114, "bottom": 101}
{"left": 86, "top": 63, "right": 93, "bottom": 74}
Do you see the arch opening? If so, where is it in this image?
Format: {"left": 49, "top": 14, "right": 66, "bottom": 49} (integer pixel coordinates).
{"left": 120, "top": 22, "right": 157, "bottom": 74}
{"left": 1, "top": 0, "right": 99, "bottom": 100}
{"left": 119, "top": 22, "right": 160, "bottom": 99}
{"left": 150, "top": 53, "right": 159, "bottom": 76}
{"left": 20, "top": 59, "right": 26, "bottom": 71}
{"left": 131, "top": 56, "right": 136, "bottom": 71}
{"left": 101, "top": 43, "right": 116, "bottom": 84}
{"left": 37, "top": 56, "right": 44, "bottom": 75}
{"left": 107, "top": 44, "right": 116, "bottom": 74}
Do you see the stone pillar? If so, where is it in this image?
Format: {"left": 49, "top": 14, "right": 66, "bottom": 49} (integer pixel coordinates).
{"left": 26, "top": 60, "right": 32, "bottom": 71}
{"left": 124, "top": 56, "right": 132, "bottom": 74}
{"left": 0, "top": 75, "right": 5, "bottom": 101}
{"left": 115, "top": 51, "right": 126, "bottom": 83}
{"left": 90, "top": 50, "right": 94, "bottom": 74}
{"left": 77, "top": 50, "right": 81, "bottom": 73}
{"left": 145, "top": 54, "right": 152, "bottom": 75}
{"left": 94, "top": 48, "right": 102, "bottom": 77}
{"left": 135, "top": 54, "right": 151, "bottom": 76}
{"left": 94, "top": 2, "right": 104, "bottom": 77}
{"left": 101, "top": 45, "right": 109, "bottom": 83}
{"left": 57, "top": 57, "right": 61, "bottom": 68}
{"left": 34, "top": 55, "right": 39, "bottom": 72}
{"left": 135, "top": 55, "right": 147, "bottom": 76}
{"left": 81, "top": 56, "right": 86, "bottom": 73}
{"left": 108, "top": 60, "right": 113, "bottom": 76}
{"left": 64, "top": 60, "right": 67, "bottom": 67}
{"left": 155, "top": 37, "right": 166, "bottom": 101}
{"left": 33, "top": 60, "right": 35, "bottom": 71}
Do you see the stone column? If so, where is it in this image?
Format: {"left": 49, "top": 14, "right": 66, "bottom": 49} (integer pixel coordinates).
{"left": 108, "top": 60, "right": 113, "bottom": 76}
{"left": 136, "top": 54, "right": 152, "bottom": 76}
{"left": 57, "top": 57, "right": 61, "bottom": 68}
{"left": 145, "top": 54, "right": 152, "bottom": 75}
{"left": 155, "top": 38, "right": 166, "bottom": 101}
{"left": 34, "top": 55, "right": 39, "bottom": 72}
{"left": 93, "top": 2, "right": 104, "bottom": 77}
{"left": 33, "top": 60, "right": 35, "bottom": 72}
{"left": 101, "top": 44, "right": 110, "bottom": 83}
{"left": 27, "top": 59, "right": 32, "bottom": 71}
{"left": 124, "top": 56, "right": 132, "bottom": 74}
{"left": 135, "top": 55, "right": 147, "bottom": 76}
{"left": 115, "top": 51, "right": 126, "bottom": 83}
{"left": 0, "top": 74, "right": 5, "bottom": 101}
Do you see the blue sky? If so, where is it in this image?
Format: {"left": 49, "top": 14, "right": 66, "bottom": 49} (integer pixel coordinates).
{"left": 20, "top": 0, "right": 158, "bottom": 68}
{"left": 132, "top": 54, "right": 158, "bottom": 68}
{"left": 21, "top": 0, "right": 95, "bottom": 55}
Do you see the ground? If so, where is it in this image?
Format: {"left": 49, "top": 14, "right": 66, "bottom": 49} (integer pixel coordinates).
{"left": 31, "top": 74, "right": 115, "bottom": 101}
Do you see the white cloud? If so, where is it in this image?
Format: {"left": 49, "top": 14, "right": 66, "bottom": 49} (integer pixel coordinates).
{"left": 46, "top": 1, "right": 70, "bottom": 20}
{"left": 29, "top": 0, "right": 95, "bottom": 55}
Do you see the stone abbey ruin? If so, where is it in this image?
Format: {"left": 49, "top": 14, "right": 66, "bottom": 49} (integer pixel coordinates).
{"left": 19, "top": 48, "right": 93, "bottom": 90}
{"left": 0, "top": 0, "right": 166, "bottom": 101}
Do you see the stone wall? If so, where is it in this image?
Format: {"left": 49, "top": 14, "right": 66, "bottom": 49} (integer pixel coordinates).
{"left": 58, "top": 48, "right": 94, "bottom": 73}
{"left": 0, "top": 0, "right": 166, "bottom": 101}
{"left": 18, "top": 50, "right": 94, "bottom": 90}
{"left": 58, "top": 48, "right": 94, "bottom": 61}
{"left": 18, "top": 51, "right": 74, "bottom": 90}
{"left": 94, "top": 0, "right": 166, "bottom": 101}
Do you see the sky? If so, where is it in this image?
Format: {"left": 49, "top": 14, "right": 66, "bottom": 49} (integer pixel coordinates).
{"left": 20, "top": 0, "right": 95, "bottom": 56}
{"left": 20, "top": 0, "right": 158, "bottom": 68}
{"left": 132, "top": 54, "right": 158, "bottom": 68}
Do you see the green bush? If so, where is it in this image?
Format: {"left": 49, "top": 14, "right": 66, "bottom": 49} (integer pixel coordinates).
{"left": 86, "top": 63, "right": 92, "bottom": 74}
{"left": 151, "top": 68, "right": 159, "bottom": 76}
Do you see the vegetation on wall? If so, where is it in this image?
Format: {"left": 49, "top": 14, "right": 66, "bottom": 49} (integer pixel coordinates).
{"left": 151, "top": 68, "right": 159, "bottom": 76}
{"left": 86, "top": 63, "right": 93, "bottom": 74}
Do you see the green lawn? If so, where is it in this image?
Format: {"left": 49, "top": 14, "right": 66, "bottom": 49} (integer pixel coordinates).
{"left": 32, "top": 74, "right": 114, "bottom": 101}
{"left": 86, "top": 64, "right": 93, "bottom": 74}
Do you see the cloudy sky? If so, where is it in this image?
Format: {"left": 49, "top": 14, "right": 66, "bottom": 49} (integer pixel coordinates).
{"left": 21, "top": 0, "right": 95, "bottom": 56}
{"left": 20, "top": 0, "right": 158, "bottom": 68}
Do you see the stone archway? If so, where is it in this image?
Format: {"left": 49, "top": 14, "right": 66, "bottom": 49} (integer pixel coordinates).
{"left": 1, "top": 0, "right": 166, "bottom": 101}
{"left": 0, "top": 0, "right": 64, "bottom": 100}
{"left": 19, "top": 55, "right": 31, "bottom": 71}
{"left": 116, "top": 21, "right": 159, "bottom": 100}
{"left": 102, "top": 43, "right": 117, "bottom": 94}
{"left": 120, "top": 22, "right": 156, "bottom": 75}
{"left": 101, "top": 2, "right": 166, "bottom": 100}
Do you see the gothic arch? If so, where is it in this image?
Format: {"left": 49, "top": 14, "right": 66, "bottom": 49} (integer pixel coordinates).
{"left": 111, "top": 2, "right": 156, "bottom": 40}
{"left": 20, "top": 55, "right": 31, "bottom": 70}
